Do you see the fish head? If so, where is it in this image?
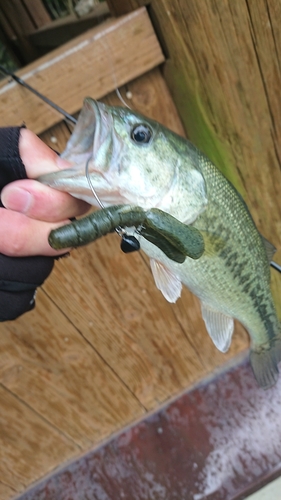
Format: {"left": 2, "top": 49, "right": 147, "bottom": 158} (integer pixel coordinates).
{"left": 39, "top": 98, "right": 207, "bottom": 221}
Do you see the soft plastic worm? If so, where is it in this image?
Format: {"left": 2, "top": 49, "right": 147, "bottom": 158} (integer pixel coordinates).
{"left": 49, "top": 205, "right": 205, "bottom": 263}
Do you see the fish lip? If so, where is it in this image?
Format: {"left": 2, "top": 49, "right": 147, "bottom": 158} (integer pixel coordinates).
{"left": 37, "top": 167, "right": 111, "bottom": 197}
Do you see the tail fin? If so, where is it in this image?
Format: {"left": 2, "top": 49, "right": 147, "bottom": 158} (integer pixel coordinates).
{"left": 250, "top": 337, "right": 281, "bottom": 389}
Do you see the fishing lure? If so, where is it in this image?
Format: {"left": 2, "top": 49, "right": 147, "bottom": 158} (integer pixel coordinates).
{"left": 49, "top": 204, "right": 205, "bottom": 263}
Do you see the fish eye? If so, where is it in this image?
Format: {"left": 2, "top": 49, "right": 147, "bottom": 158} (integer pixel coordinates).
{"left": 131, "top": 124, "right": 152, "bottom": 145}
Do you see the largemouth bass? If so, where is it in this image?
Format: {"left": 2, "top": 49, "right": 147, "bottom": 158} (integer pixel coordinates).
{"left": 39, "top": 98, "right": 281, "bottom": 389}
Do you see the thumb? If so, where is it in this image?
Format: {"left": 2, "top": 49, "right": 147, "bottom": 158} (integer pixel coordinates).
{"left": 19, "top": 128, "right": 70, "bottom": 178}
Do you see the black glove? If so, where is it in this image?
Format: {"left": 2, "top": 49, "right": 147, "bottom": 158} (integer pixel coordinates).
{"left": 0, "top": 127, "right": 54, "bottom": 321}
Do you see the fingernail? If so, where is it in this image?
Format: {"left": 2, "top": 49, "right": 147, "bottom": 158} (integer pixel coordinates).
{"left": 1, "top": 186, "right": 33, "bottom": 213}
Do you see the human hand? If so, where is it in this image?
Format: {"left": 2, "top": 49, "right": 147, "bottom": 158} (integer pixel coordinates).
{"left": 0, "top": 128, "right": 90, "bottom": 257}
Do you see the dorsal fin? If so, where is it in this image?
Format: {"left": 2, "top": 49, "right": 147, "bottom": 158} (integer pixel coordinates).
{"left": 150, "top": 259, "right": 182, "bottom": 303}
{"left": 261, "top": 235, "right": 276, "bottom": 263}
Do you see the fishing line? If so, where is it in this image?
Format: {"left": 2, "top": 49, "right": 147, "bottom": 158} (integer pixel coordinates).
{"left": 1, "top": 66, "right": 280, "bottom": 268}
{"left": 85, "top": 154, "right": 140, "bottom": 252}
{"left": 85, "top": 155, "right": 124, "bottom": 238}
{"left": 85, "top": 155, "right": 105, "bottom": 210}
{"left": 115, "top": 88, "right": 131, "bottom": 109}
{"left": 99, "top": 38, "right": 132, "bottom": 109}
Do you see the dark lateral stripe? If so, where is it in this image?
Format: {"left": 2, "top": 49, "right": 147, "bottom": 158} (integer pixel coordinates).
{"left": 16, "top": 354, "right": 281, "bottom": 500}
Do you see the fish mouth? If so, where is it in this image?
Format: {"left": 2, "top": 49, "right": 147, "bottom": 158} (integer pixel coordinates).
{"left": 38, "top": 98, "right": 124, "bottom": 205}
{"left": 61, "top": 98, "right": 116, "bottom": 169}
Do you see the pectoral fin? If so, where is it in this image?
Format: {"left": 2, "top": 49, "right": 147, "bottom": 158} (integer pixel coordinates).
{"left": 201, "top": 302, "right": 234, "bottom": 352}
{"left": 150, "top": 259, "right": 182, "bottom": 303}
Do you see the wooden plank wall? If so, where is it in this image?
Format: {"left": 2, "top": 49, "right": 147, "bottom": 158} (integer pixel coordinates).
{"left": 0, "top": 4, "right": 268, "bottom": 497}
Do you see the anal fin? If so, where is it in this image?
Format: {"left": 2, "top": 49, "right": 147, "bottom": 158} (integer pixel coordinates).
{"left": 150, "top": 259, "right": 182, "bottom": 303}
{"left": 201, "top": 302, "right": 234, "bottom": 353}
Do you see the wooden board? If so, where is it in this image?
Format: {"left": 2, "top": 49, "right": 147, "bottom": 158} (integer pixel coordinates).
{"left": 0, "top": 7, "right": 164, "bottom": 133}
{"left": 0, "top": 68, "right": 249, "bottom": 499}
